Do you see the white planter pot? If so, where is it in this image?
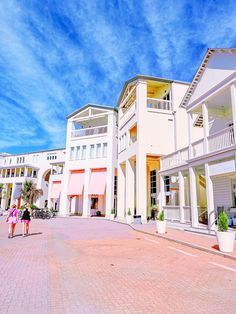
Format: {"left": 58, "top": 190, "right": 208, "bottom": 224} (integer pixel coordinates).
{"left": 156, "top": 220, "right": 166, "bottom": 234}
{"left": 216, "top": 231, "right": 235, "bottom": 253}
{"left": 110, "top": 214, "right": 115, "bottom": 220}
{"left": 126, "top": 215, "right": 132, "bottom": 224}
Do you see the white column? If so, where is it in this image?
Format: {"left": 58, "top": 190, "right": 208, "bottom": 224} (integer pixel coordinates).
{"left": 178, "top": 171, "right": 185, "bottom": 223}
{"left": 24, "top": 167, "right": 27, "bottom": 177}
{"left": 189, "top": 167, "right": 198, "bottom": 228}
{"left": 202, "top": 102, "right": 209, "bottom": 154}
{"left": 47, "top": 177, "right": 53, "bottom": 209}
{"left": 0, "top": 184, "right": 7, "bottom": 209}
{"left": 71, "top": 197, "right": 76, "bottom": 214}
{"left": 205, "top": 163, "right": 216, "bottom": 231}
{"left": 82, "top": 168, "right": 90, "bottom": 217}
{"left": 160, "top": 175, "right": 166, "bottom": 211}
{"left": 126, "top": 159, "right": 135, "bottom": 216}
{"left": 10, "top": 182, "right": 16, "bottom": 206}
{"left": 136, "top": 152, "right": 147, "bottom": 222}
{"left": 117, "top": 163, "right": 125, "bottom": 220}
{"left": 230, "top": 82, "right": 236, "bottom": 144}
{"left": 105, "top": 112, "right": 117, "bottom": 217}
{"left": 188, "top": 112, "right": 194, "bottom": 158}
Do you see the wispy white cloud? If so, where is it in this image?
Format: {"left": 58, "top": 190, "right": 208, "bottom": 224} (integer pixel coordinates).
{"left": 0, "top": 0, "right": 236, "bottom": 153}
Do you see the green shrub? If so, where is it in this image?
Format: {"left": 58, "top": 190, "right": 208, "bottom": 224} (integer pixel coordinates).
{"left": 127, "top": 208, "right": 131, "bottom": 216}
{"left": 218, "top": 212, "right": 228, "bottom": 232}
{"left": 111, "top": 208, "right": 115, "bottom": 214}
{"left": 158, "top": 210, "right": 165, "bottom": 221}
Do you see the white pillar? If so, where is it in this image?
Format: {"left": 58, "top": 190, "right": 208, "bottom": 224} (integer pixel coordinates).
{"left": 71, "top": 196, "right": 76, "bottom": 214}
{"left": 117, "top": 163, "right": 125, "bottom": 220}
{"left": 105, "top": 112, "right": 117, "bottom": 217}
{"left": 0, "top": 184, "right": 7, "bottom": 210}
{"left": 126, "top": 159, "right": 135, "bottom": 216}
{"left": 189, "top": 167, "right": 198, "bottom": 228}
{"left": 202, "top": 102, "right": 209, "bottom": 154}
{"left": 188, "top": 112, "right": 194, "bottom": 158}
{"left": 230, "top": 82, "right": 236, "bottom": 143}
{"left": 160, "top": 175, "right": 166, "bottom": 211}
{"left": 178, "top": 171, "right": 185, "bottom": 223}
{"left": 82, "top": 168, "right": 90, "bottom": 217}
{"left": 10, "top": 182, "right": 16, "bottom": 206}
{"left": 136, "top": 152, "right": 147, "bottom": 222}
{"left": 205, "top": 163, "right": 216, "bottom": 231}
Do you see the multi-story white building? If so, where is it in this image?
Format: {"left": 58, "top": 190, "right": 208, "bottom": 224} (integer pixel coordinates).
{"left": 57, "top": 104, "right": 117, "bottom": 217}
{"left": 0, "top": 148, "right": 65, "bottom": 210}
{"left": 116, "top": 75, "right": 202, "bottom": 223}
{"left": 160, "top": 48, "right": 236, "bottom": 230}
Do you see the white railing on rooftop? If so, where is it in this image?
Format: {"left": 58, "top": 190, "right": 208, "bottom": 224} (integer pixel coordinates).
{"left": 147, "top": 98, "right": 172, "bottom": 111}
{"left": 71, "top": 125, "right": 107, "bottom": 138}
{"left": 208, "top": 127, "right": 234, "bottom": 153}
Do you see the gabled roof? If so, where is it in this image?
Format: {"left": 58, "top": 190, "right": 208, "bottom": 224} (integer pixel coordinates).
{"left": 117, "top": 75, "right": 189, "bottom": 106}
{"left": 66, "top": 103, "right": 117, "bottom": 119}
{"left": 180, "top": 48, "right": 236, "bottom": 108}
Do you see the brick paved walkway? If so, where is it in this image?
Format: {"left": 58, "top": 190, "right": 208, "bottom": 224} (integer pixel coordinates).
{"left": 0, "top": 217, "right": 236, "bottom": 314}
{"left": 132, "top": 221, "right": 236, "bottom": 258}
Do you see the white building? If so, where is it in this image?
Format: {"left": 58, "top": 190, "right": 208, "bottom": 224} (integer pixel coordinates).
{"left": 160, "top": 48, "right": 236, "bottom": 230}
{"left": 0, "top": 148, "right": 65, "bottom": 210}
{"left": 116, "top": 75, "right": 201, "bottom": 223}
{"left": 57, "top": 104, "right": 117, "bottom": 217}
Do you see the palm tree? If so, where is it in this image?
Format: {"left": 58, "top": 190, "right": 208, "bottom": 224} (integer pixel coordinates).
{"left": 21, "top": 180, "right": 43, "bottom": 205}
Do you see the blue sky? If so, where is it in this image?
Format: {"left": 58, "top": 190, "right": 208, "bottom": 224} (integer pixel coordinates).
{"left": 0, "top": 0, "right": 236, "bottom": 154}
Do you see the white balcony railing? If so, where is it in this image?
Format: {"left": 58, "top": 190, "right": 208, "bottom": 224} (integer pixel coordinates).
{"left": 208, "top": 127, "right": 234, "bottom": 153}
{"left": 183, "top": 206, "right": 191, "bottom": 223}
{"left": 192, "top": 138, "right": 204, "bottom": 158}
{"left": 163, "top": 206, "right": 180, "bottom": 221}
{"left": 147, "top": 98, "right": 172, "bottom": 111}
{"left": 119, "top": 101, "right": 136, "bottom": 126}
{"left": 162, "top": 147, "right": 188, "bottom": 170}
{"left": 161, "top": 127, "right": 235, "bottom": 171}
{"left": 71, "top": 125, "right": 107, "bottom": 138}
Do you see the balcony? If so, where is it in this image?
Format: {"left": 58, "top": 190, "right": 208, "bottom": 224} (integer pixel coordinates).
{"left": 71, "top": 125, "right": 107, "bottom": 138}
{"left": 161, "top": 127, "right": 235, "bottom": 171}
{"left": 119, "top": 101, "right": 136, "bottom": 127}
{"left": 147, "top": 98, "right": 172, "bottom": 111}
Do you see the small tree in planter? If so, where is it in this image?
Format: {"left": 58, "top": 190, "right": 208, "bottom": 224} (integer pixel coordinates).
{"left": 110, "top": 208, "right": 115, "bottom": 220}
{"left": 156, "top": 210, "right": 166, "bottom": 234}
{"left": 126, "top": 208, "right": 132, "bottom": 224}
{"left": 216, "top": 212, "right": 235, "bottom": 253}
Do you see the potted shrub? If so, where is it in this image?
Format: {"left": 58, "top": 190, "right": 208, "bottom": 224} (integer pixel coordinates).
{"left": 156, "top": 210, "right": 166, "bottom": 234}
{"left": 110, "top": 208, "right": 115, "bottom": 220}
{"left": 216, "top": 212, "right": 235, "bottom": 253}
{"left": 126, "top": 208, "right": 132, "bottom": 224}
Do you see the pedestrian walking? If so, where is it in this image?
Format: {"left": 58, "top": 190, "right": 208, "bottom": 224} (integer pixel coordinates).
{"left": 21, "top": 203, "right": 32, "bottom": 237}
{"left": 6, "top": 204, "right": 19, "bottom": 238}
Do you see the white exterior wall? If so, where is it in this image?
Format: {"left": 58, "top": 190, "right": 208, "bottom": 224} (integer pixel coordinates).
{"left": 212, "top": 175, "right": 232, "bottom": 209}
{"left": 59, "top": 107, "right": 117, "bottom": 217}
{"left": 0, "top": 149, "right": 65, "bottom": 209}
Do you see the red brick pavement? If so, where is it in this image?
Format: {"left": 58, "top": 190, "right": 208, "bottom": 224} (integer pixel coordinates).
{"left": 0, "top": 217, "right": 236, "bottom": 314}
{"left": 132, "top": 221, "right": 236, "bottom": 258}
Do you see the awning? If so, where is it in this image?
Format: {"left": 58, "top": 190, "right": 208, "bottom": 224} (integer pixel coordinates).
{"left": 68, "top": 171, "right": 84, "bottom": 196}
{"left": 51, "top": 181, "right": 61, "bottom": 199}
{"left": 13, "top": 183, "right": 22, "bottom": 199}
{"left": 88, "top": 169, "right": 107, "bottom": 195}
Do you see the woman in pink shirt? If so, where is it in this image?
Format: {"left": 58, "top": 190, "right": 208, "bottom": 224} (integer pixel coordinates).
{"left": 6, "top": 204, "right": 19, "bottom": 238}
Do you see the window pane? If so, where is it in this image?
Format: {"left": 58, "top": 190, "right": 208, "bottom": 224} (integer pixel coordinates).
{"left": 96, "top": 144, "right": 101, "bottom": 158}
{"left": 103, "top": 143, "right": 107, "bottom": 158}
{"left": 81, "top": 145, "right": 86, "bottom": 159}
{"left": 90, "top": 145, "right": 95, "bottom": 159}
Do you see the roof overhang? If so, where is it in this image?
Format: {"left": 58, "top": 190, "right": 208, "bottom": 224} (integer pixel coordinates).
{"left": 66, "top": 103, "right": 117, "bottom": 120}
{"left": 116, "top": 75, "right": 189, "bottom": 107}
{"left": 180, "top": 48, "right": 236, "bottom": 109}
